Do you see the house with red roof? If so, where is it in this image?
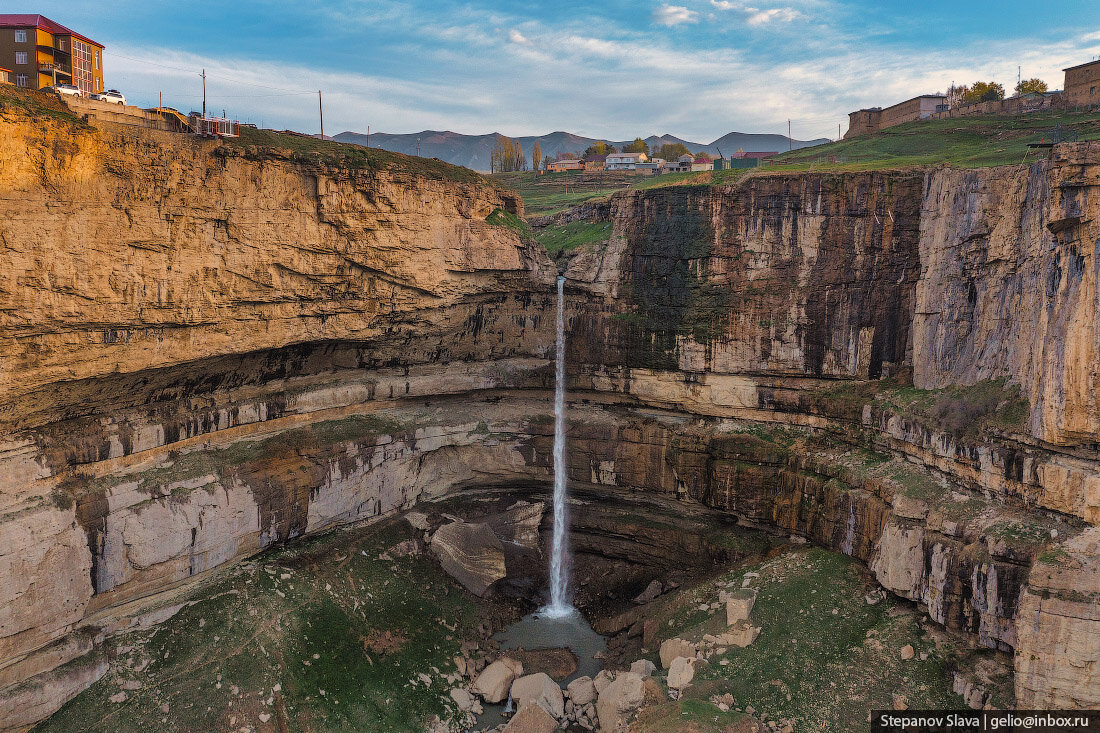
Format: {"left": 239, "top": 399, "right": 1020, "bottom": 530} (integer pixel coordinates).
{"left": 0, "top": 15, "right": 104, "bottom": 95}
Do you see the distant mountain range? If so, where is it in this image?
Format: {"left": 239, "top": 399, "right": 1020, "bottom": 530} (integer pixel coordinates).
{"left": 331, "top": 129, "right": 830, "bottom": 171}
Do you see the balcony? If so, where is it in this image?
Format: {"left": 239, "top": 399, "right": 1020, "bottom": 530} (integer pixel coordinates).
{"left": 39, "top": 62, "right": 72, "bottom": 76}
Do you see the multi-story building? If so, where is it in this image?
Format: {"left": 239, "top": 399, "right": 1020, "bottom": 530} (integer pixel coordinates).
{"left": 1063, "top": 59, "right": 1100, "bottom": 107}
{"left": 0, "top": 15, "right": 104, "bottom": 95}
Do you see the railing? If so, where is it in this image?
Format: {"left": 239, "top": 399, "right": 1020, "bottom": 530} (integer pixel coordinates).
{"left": 39, "top": 62, "right": 72, "bottom": 75}
{"left": 188, "top": 114, "right": 239, "bottom": 138}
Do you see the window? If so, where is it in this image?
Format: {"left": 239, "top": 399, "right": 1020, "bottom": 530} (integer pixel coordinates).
{"left": 15, "top": 74, "right": 28, "bottom": 87}
{"left": 57, "top": 38, "right": 67, "bottom": 51}
{"left": 14, "top": 30, "right": 26, "bottom": 43}
{"left": 14, "top": 51, "right": 27, "bottom": 65}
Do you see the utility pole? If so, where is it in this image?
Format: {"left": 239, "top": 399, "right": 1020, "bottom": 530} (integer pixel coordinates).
{"left": 416, "top": 136, "right": 421, "bottom": 156}
{"left": 159, "top": 91, "right": 162, "bottom": 109}
{"left": 788, "top": 119, "right": 792, "bottom": 151}
{"left": 366, "top": 124, "right": 370, "bottom": 148}
{"left": 318, "top": 90, "right": 324, "bottom": 139}
{"left": 201, "top": 69, "right": 206, "bottom": 118}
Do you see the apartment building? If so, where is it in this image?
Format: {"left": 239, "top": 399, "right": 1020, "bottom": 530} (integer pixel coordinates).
{"left": 0, "top": 15, "right": 104, "bottom": 95}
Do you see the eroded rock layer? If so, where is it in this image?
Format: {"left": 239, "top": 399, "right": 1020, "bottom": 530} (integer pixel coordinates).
{"left": 2, "top": 105, "right": 1099, "bottom": 729}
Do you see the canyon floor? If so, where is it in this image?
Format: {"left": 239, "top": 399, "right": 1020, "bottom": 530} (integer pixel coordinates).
{"left": 34, "top": 487, "right": 1011, "bottom": 733}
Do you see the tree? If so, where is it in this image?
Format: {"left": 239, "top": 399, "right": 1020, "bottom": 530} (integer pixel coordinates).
{"left": 583, "top": 141, "right": 613, "bottom": 157}
{"left": 946, "top": 83, "right": 970, "bottom": 108}
{"left": 532, "top": 140, "right": 542, "bottom": 172}
{"left": 490, "top": 135, "right": 528, "bottom": 173}
{"left": 622, "top": 137, "right": 650, "bottom": 154}
{"left": 543, "top": 155, "right": 553, "bottom": 171}
{"left": 693, "top": 151, "right": 712, "bottom": 161}
{"left": 1015, "top": 78, "right": 1048, "bottom": 96}
{"left": 961, "top": 81, "right": 1004, "bottom": 104}
{"left": 654, "top": 142, "right": 690, "bottom": 160}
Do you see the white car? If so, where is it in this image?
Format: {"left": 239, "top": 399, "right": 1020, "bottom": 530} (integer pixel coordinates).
{"left": 51, "top": 83, "right": 82, "bottom": 97}
{"left": 92, "top": 89, "right": 126, "bottom": 105}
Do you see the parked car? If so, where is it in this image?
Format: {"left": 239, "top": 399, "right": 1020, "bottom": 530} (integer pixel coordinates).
{"left": 92, "top": 89, "right": 126, "bottom": 105}
{"left": 51, "top": 83, "right": 82, "bottom": 97}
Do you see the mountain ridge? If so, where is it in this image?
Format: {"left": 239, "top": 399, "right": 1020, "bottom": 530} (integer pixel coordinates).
{"left": 331, "top": 128, "right": 830, "bottom": 171}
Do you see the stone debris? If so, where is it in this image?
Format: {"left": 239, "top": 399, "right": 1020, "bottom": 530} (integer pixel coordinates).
{"left": 109, "top": 692, "right": 128, "bottom": 704}
{"left": 659, "top": 638, "right": 697, "bottom": 669}
{"left": 450, "top": 687, "right": 482, "bottom": 713}
{"left": 595, "top": 671, "right": 645, "bottom": 732}
{"left": 629, "top": 659, "right": 656, "bottom": 677}
{"left": 566, "top": 676, "right": 596, "bottom": 706}
{"left": 724, "top": 588, "right": 757, "bottom": 625}
{"left": 473, "top": 657, "right": 524, "bottom": 703}
{"left": 429, "top": 521, "right": 506, "bottom": 596}
{"left": 632, "top": 580, "right": 664, "bottom": 605}
{"left": 503, "top": 702, "right": 558, "bottom": 733}
{"left": 900, "top": 644, "right": 915, "bottom": 660}
{"left": 666, "top": 656, "right": 698, "bottom": 690}
{"left": 510, "top": 672, "right": 564, "bottom": 719}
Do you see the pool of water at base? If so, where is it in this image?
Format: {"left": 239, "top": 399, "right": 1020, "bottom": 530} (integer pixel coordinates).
{"left": 474, "top": 607, "right": 607, "bottom": 729}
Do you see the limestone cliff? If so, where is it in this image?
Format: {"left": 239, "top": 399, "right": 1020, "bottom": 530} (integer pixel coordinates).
{"left": 2, "top": 97, "right": 1100, "bottom": 731}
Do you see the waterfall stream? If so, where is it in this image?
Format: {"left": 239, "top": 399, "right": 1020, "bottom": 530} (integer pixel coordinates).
{"left": 545, "top": 275, "right": 573, "bottom": 617}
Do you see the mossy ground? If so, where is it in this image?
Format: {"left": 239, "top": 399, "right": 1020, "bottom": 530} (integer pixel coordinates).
{"left": 762, "top": 108, "right": 1100, "bottom": 171}
{"left": 35, "top": 518, "right": 482, "bottom": 733}
{"left": 534, "top": 221, "right": 612, "bottom": 258}
{"left": 226, "top": 127, "right": 487, "bottom": 184}
{"left": 633, "top": 547, "right": 983, "bottom": 732}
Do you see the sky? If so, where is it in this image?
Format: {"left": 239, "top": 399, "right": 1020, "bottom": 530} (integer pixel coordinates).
{"left": 28, "top": 0, "right": 1100, "bottom": 142}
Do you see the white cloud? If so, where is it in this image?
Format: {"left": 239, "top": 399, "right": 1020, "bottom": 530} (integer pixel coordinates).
{"left": 508, "top": 29, "right": 529, "bottom": 44}
{"left": 711, "top": 0, "right": 737, "bottom": 9}
{"left": 653, "top": 5, "right": 699, "bottom": 26}
{"left": 745, "top": 7, "right": 803, "bottom": 24}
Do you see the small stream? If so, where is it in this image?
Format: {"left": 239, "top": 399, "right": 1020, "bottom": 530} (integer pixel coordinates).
{"left": 475, "top": 608, "right": 607, "bottom": 728}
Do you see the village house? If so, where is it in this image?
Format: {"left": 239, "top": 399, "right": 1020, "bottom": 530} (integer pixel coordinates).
{"left": 605, "top": 152, "right": 648, "bottom": 170}
{"left": 634, "top": 158, "right": 665, "bottom": 174}
{"left": 691, "top": 158, "right": 713, "bottom": 172}
{"left": 547, "top": 158, "right": 584, "bottom": 172}
{"left": 1063, "top": 59, "right": 1100, "bottom": 107}
{"left": 583, "top": 154, "right": 607, "bottom": 171}
{"left": 0, "top": 14, "right": 104, "bottom": 95}
{"left": 844, "top": 94, "right": 947, "bottom": 138}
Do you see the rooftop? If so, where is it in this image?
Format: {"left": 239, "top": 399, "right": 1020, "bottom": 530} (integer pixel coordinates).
{"left": 1064, "top": 59, "right": 1100, "bottom": 72}
{"left": 0, "top": 14, "right": 102, "bottom": 48}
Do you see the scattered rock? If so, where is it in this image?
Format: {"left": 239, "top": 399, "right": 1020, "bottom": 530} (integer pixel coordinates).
{"left": 892, "top": 693, "right": 908, "bottom": 710}
{"left": 725, "top": 589, "right": 757, "bottom": 625}
{"left": 567, "top": 676, "right": 596, "bottom": 706}
{"left": 506, "top": 647, "right": 578, "bottom": 681}
{"left": 119, "top": 680, "right": 142, "bottom": 691}
{"left": 593, "top": 670, "right": 615, "bottom": 695}
{"left": 388, "top": 539, "right": 420, "bottom": 557}
{"left": 629, "top": 660, "right": 656, "bottom": 677}
{"left": 666, "top": 657, "right": 697, "bottom": 690}
{"left": 405, "top": 512, "right": 430, "bottom": 531}
{"left": 900, "top": 644, "right": 915, "bottom": 660}
{"left": 596, "top": 671, "right": 645, "bottom": 732}
{"left": 632, "top": 580, "right": 664, "bottom": 604}
{"left": 429, "top": 521, "right": 506, "bottom": 596}
{"left": 258, "top": 712, "right": 271, "bottom": 723}
{"left": 510, "top": 673, "right": 564, "bottom": 719}
{"left": 659, "top": 638, "right": 697, "bottom": 669}
{"left": 109, "top": 692, "right": 128, "bottom": 704}
{"left": 450, "top": 687, "right": 481, "bottom": 713}
{"left": 473, "top": 657, "right": 523, "bottom": 703}
{"left": 504, "top": 702, "right": 558, "bottom": 733}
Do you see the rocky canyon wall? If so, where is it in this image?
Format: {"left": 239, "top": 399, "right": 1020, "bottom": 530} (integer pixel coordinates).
{"left": 2, "top": 97, "right": 1099, "bottom": 731}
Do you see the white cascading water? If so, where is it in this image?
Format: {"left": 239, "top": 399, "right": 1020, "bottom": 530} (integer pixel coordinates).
{"left": 545, "top": 275, "right": 573, "bottom": 617}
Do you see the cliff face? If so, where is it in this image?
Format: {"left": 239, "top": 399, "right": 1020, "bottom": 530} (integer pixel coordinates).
{"left": 2, "top": 105, "right": 1100, "bottom": 730}
{"left": 563, "top": 146, "right": 1100, "bottom": 708}
{"left": 0, "top": 111, "right": 557, "bottom": 730}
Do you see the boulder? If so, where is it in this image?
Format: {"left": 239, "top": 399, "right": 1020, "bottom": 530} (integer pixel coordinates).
{"left": 472, "top": 657, "right": 523, "bottom": 703}
{"left": 722, "top": 621, "right": 761, "bottom": 648}
{"left": 593, "top": 670, "right": 615, "bottom": 694}
{"left": 567, "top": 675, "right": 596, "bottom": 706}
{"left": 632, "top": 580, "right": 663, "bottom": 604}
{"left": 666, "top": 657, "right": 696, "bottom": 690}
{"left": 429, "top": 521, "right": 506, "bottom": 596}
{"left": 724, "top": 589, "right": 757, "bottom": 625}
{"left": 504, "top": 702, "right": 559, "bottom": 733}
{"left": 511, "top": 672, "right": 565, "bottom": 719}
{"left": 629, "top": 659, "right": 656, "bottom": 677}
{"left": 595, "top": 671, "right": 645, "bottom": 732}
{"left": 449, "top": 687, "right": 481, "bottom": 713}
{"left": 659, "top": 638, "right": 697, "bottom": 669}
{"left": 900, "top": 644, "right": 915, "bottom": 660}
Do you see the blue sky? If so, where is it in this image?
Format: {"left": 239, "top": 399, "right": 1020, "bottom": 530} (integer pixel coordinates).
{"left": 31, "top": 0, "right": 1100, "bottom": 141}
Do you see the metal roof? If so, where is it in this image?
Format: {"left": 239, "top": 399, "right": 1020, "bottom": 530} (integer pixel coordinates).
{"left": 0, "top": 14, "right": 103, "bottom": 48}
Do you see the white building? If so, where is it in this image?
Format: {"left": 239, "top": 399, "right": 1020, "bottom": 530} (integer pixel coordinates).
{"left": 605, "top": 152, "right": 648, "bottom": 170}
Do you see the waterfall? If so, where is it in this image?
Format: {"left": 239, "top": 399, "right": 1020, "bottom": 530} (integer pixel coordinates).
{"left": 545, "top": 275, "right": 573, "bottom": 617}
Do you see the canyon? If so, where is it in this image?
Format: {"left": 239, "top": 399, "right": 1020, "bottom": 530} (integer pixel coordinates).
{"left": 1, "top": 96, "right": 1099, "bottom": 731}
